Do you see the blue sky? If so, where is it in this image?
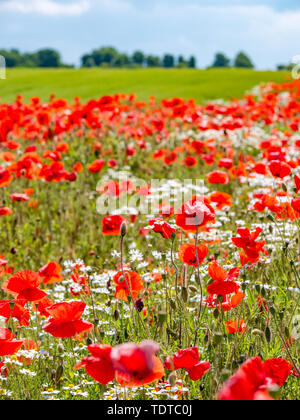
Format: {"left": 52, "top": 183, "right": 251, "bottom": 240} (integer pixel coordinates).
{"left": 0, "top": 0, "right": 299, "bottom": 68}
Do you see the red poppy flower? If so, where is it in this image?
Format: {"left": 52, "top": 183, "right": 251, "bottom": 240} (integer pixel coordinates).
{"left": 0, "top": 207, "right": 13, "bottom": 216}
{"left": 209, "top": 192, "right": 232, "bottom": 210}
{"left": 206, "top": 263, "right": 239, "bottom": 296}
{"left": 10, "top": 193, "right": 30, "bottom": 202}
{"left": 0, "top": 167, "right": 13, "bottom": 187}
{"left": 263, "top": 358, "right": 292, "bottom": 387}
{"left": 34, "top": 296, "right": 54, "bottom": 317}
{"left": 102, "top": 215, "right": 128, "bottom": 236}
{"left": 113, "top": 271, "right": 144, "bottom": 301}
{"left": 74, "top": 344, "right": 115, "bottom": 385}
{"left": 269, "top": 161, "right": 291, "bottom": 179}
{"left": 295, "top": 174, "right": 300, "bottom": 192}
{"left": 206, "top": 171, "right": 229, "bottom": 185}
{"left": 232, "top": 227, "right": 267, "bottom": 264}
{"left": 38, "top": 262, "right": 63, "bottom": 285}
{"left": 187, "top": 361, "right": 210, "bottom": 381}
{"left": 0, "top": 328, "right": 23, "bottom": 357}
{"left": 43, "top": 301, "right": 93, "bottom": 338}
{"left": 291, "top": 197, "right": 300, "bottom": 213}
{"left": 149, "top": 219, "right": 176, "bottom": 239}
{"left": 88, "top": 159, "right": 105, "bottom": 173}
{"left": 225, "top": 320, "right": 246, "bottom": 334}
{"left": 112, "top": 341, "right": 164, "bottom": 388}
{"left": 182, "top": 156, "right": 197, "bottom": 167}
{"left": 175, "top": 196, "right": 216, "bottom": 233}
{"left": 173, "top": 347, "right": 199, "bottom": 370}
{"left": 2, "top": 271, "right": 47, "bottom": 302}
{"left": 178, "top": 243, "right": 209, "bottom": 267}
{"left": 0, "top": 299, "right": 30, "bottom": 327}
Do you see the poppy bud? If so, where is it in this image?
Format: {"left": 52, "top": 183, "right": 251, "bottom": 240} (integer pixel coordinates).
{"left": 57, "top": 344, "right": 64, "bottom": 354}
{"left": 120, "top": 221, "right": 128, "bottom": 237}
{"left": 181, "top": 287, "right": 189, "bottom": 303}
{"left": 213, "top": 309, "right": 219, "bottom": 319}
{"left": 251, "top": 329, "right": 264, "bottom": 337}
{"left": 168, "top": 372, "right": 177, "bottom": 387}
{"left": 56, "top": 365, "right": 64, "bottom": 382}
{"left": 189, "top": 285, "right": 198, "bottom": 293}
{"left": 270, "top": 307, "right": 276, "bottom": 317}
{"left": 265, "top": 326, "right": 271, "bottom": 343}
{"left": 113, "top": 309, "right": 120, "bottom": 321}
{"left": 135, "top": 298, "right": 144, "bottom": 313}
{"left": 86, "top": 337, "right": 93, "bottom": 346}
{"left": 9, "top": 301, "right": 15, "bottom": 312}
{"left": 171, "top": 232, "right": 176, "bottom": 241}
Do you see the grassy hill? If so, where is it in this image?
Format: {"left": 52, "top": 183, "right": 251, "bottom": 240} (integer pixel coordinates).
{"left": 0, "top": 67, "right": 290, "bottom": 104}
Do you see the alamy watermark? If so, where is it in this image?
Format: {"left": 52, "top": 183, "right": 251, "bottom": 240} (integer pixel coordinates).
{"left": 291, "top": 55, "right": 300, "bottom": 80}
{"left": 96, "top": 172, "right": 207, "bottom": 225}
{"left": 0, "top": 55, "right": 6, "bottom": 80}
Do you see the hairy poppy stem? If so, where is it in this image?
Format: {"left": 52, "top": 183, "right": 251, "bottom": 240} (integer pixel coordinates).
{"left": 193, "top": 225, "right": 203, "bottom": 347}
{"left": 120, "top": 234, "right": 149, "bottom": 338}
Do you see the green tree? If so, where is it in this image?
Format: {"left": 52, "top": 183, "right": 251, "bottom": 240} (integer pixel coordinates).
{"left": 146, "top": 55, "right": 161, "bottom": 67}
{"left": 0, "top": 49, "right": 22, "bottom": 67}
{"left": 112, "top": 53, "right": 130, "bottom": 67}
{"left": 177, "top": 56, "right": 187, "bottom": 68}
{"left": 132, "top": 51, "right": 145, "bottom": 66}
{"left": 234, "top": 51, "right": 254, "bottom": 69}
{"left": 162, "top": 54, "right": 175, "bottom": 68}
{"left": 212, "top": 52, "right": 230, "bottom": 68}
{"left": 91, "top": 46, "right": 119, "bottom": 67}
{"left": 36, "top": 49, "right": 61, "bottom": 67}
{"left": 188, "top": 56, "right": 197, "bottom": 68}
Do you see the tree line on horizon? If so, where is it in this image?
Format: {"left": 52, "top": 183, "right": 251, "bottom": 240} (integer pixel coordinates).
{"left": 0, "top": 46, "right": 291, "bottom": 71}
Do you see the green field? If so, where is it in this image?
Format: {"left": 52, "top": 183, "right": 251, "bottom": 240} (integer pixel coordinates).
{"left": 0, "top": 68, "right": 290, "bottom": 104}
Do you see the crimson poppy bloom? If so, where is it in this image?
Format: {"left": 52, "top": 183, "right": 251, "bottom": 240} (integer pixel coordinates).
{"left": 0, "top": 207, "right": 13, "bottom": 217}
{"left": 178, "top": 243, "right": 209, "bottom": 267}
{"left": 295, "top": 174, "right": 300, "bottom": 192}
{"left": 206, "top": 263, "right": 239, "bottom": 296}
{"left": 113, "top": 271, "right": 144, "bottom": 301}
{"left": 263, "top": 358, "right": 292, "bottom": 387}
{"left": 173, "top": 347, "right": 199, "bottom": 370}
{"left": 218, "top": 356, "right": 292, "bottom": 400}
{"left": 2, "top": 271, "right": 47, "bottom": 302}
{"left": 206, "top": 171, "right": 229, "bottom": 185}
{"left": 209, "top": 192, "right": 232, "bottom": 210}
{"left": 102, "top": 215, "right": 128, "bottom": 236}
{"left": 0, "top": 328, "right": 23, "bottom": 357}
{"left": 232, "top": 227, "right": 267, "bottom": 264}
{"left": 43, "top": 301, "right": 93, "bottom": 338}
{"left": 38, "top": 262, "right": 63, "bottom": 285}
{"left": 88, "top": 159, "right": 105, "bottom": 173}
{"left": 0, "top": 167, "right": 13, "bottom": 187}
{"left": 112, "top": 341, "right": 164, "bottom": 388}
{"left": 269, "top": 161, "right": 291, "bottom": 179}
{"left": 74, "top": 344, "right": 115, "bottom": 385}
{"left": 149, "top": 219, "right": 176, "bottom": 239}
{"left": 225, "top": 320, "right": 246, "bottom": 334}
{"left": 10, "top": 193, "right": 30, "bottom": 202}
{"left": 187, "top": 361, "right": 210, "bottom": 381}
{"left": 175, "top": 196, "right": 216, "bottom": 233}
{"left": 0, "top": 299, "right": 30, "bottom": 327}
{"left": 291, "top": 197, "right": 300, "bottom": 213}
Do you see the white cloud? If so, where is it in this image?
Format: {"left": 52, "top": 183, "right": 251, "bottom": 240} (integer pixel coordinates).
{"left": 0, "top": 0, "right": 90, "bottom": 16}
{"left": 0, "top": 0, "right": 132, "bottom": 15}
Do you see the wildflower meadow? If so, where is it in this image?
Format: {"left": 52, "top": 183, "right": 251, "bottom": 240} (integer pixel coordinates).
{"left": 0, "top": 78, "right": 299, "bottom": 401}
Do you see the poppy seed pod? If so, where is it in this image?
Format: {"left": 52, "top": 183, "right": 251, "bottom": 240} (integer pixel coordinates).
{"left": 168, "top": 372, "right": 177, "bottom": 387}
{"left": 120, "top": 221, "right": 128, "bottom": 237}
